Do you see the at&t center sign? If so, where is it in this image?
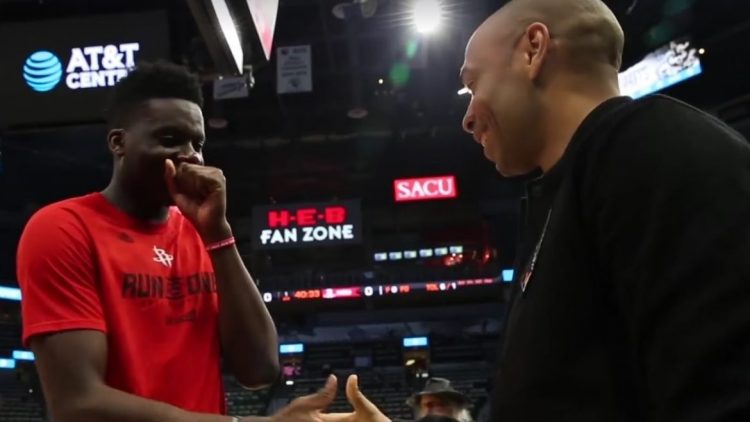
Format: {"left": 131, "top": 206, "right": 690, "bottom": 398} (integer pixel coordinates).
{"left": 23, "top": 43, "right": 140, "bottom": 93}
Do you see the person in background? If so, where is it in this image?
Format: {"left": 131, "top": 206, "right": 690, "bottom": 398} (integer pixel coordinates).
{"left": 405, "top": 378, "right": 472, "bottom": 422}
{"left": 17, "top": 61, "right": 337, "bottom": 422}
{"left": 324, "top": 0, "right": 750, "bottom": 420}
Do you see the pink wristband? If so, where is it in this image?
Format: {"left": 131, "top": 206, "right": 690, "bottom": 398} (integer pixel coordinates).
{"left": 205, "top": 236, "right": 236, "bottom": 252}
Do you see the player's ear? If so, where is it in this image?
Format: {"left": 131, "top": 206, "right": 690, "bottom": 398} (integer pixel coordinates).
{"left": 107, "top": 129, "right": 126, "bottom": 157}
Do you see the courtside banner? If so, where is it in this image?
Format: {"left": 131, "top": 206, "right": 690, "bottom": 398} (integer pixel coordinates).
{"left": 0, "top": 11, "right": 169, "bottom": 127}
{"left": 394, "top": 175, "right": 457, "bottom": 202}
{"left": 251, "top": 200, "right": 363, "bottom": 249}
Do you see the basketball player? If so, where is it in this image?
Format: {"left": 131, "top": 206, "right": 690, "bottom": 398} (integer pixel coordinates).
{"left": 17, "top": 61, "right": 337, "bottom": 421}
{"left": 324, "top": 0, "right": 750, "bottom": 420}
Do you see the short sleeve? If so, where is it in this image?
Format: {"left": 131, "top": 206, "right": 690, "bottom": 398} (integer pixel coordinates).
{"left": 17, "top": 204, "right": 106, "bottom": 346}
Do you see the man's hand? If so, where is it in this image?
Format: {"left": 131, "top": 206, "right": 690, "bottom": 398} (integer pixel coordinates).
{"left": 253, "top": 375, "right": 338, "bottom": 422}
{"left": 320, "top": 375, "right": 391, "bottom": 422}
{"left": 165, "top": 159, "right": 231, "bottom": 242}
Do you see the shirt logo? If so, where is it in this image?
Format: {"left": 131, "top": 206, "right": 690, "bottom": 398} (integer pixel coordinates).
{"left": 152, "top": 246, "right": 174, "bottom": 268}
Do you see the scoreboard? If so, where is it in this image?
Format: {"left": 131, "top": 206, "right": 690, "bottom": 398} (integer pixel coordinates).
{"left": 261, "top": 277, "right": 499, "bottom": 304}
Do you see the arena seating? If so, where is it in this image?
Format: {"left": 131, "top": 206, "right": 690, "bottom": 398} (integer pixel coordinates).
{"left": 224, "top": 377, "right": 273, "bottom": 416}
{"left": 430, "top": 362, "right": 492, "bottom": 414}
{"left": 0, "top": 370, "right": 45, "bottom": 422}
{"left": 354, "top": 369, "right": 415, "bottom": 420}
{"left": 0, "top": 323, "right": 21, "bottom": 358}
{"left": 0, "top": 329, "right": 496, "bottom": 421}
{"left": 272, "top": 368, "right": 415, "bottom": 421}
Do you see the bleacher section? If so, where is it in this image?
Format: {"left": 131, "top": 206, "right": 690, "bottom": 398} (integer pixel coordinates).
{"left": 430, "top": 362, "right": 492, "bottom": 415}
{"left": 355, "top": 369, "right": 415, "bottom": 420}
{"left": 0, "top": 333, "right": 497, "bottom": 421}
{"left": 0, "top": 370, "right": 45, "bottom": 422}
{"left": 249, "top": 336, "right": 495, "bottom": 420}
{"left": 0, "top": 324, "right": 21, "bottom": 359}
{"left": 224, "top": 377, "right": 272, "bottom": 417}
{"left": 273, "top": 368, "right": 415, "bottom": 421}
{"left": 269, "top": 363, "right": 493, "bottom": 421}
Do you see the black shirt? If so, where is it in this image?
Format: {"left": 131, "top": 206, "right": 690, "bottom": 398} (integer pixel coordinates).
{"left": 491, "top": 95, "right": 750, "bottom": 421}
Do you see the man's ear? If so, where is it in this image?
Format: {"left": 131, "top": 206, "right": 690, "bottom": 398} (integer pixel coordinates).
{"left": 523, "top": 22, "right": 551, "bottom": 80}
{"left": 107, "top": 129, "right": 126, "bottom": 157}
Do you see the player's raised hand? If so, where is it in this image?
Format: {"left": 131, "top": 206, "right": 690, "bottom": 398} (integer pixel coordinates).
{"left": 164, "top": 158, "right": 231, "bottom": 242}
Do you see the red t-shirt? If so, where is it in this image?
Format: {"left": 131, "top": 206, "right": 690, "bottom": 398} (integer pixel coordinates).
{"left": 17, "top": 192, "right": 225, "bottom": 414}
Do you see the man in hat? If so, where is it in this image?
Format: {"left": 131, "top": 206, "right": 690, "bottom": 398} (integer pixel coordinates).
{"left": 406, "top": 378, "right": 473, "bottom": 422}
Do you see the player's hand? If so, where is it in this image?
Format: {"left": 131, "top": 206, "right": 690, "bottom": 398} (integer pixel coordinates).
{"left": 262, "top": 375, "right": 338, "bottom": 422}
{"left": 164, "top": 158, "right": 231, "bottom": 242}
{"left": 320, "top": 375, "right": 391, "bottom": 422}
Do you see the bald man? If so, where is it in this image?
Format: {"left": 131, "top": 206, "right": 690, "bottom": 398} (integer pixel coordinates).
{"left": 324, "top": 0, "right": 750, "bottom": 421}
{"left": 461, "top": 0, "right": 624, "bottom": 176}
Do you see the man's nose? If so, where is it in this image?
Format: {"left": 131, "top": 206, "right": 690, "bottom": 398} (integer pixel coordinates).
{"left": 463, "top": 110, "right": 476, "bottom": 134}
{"left": 176, "top": 150, "right": 202, "bottom": 166}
